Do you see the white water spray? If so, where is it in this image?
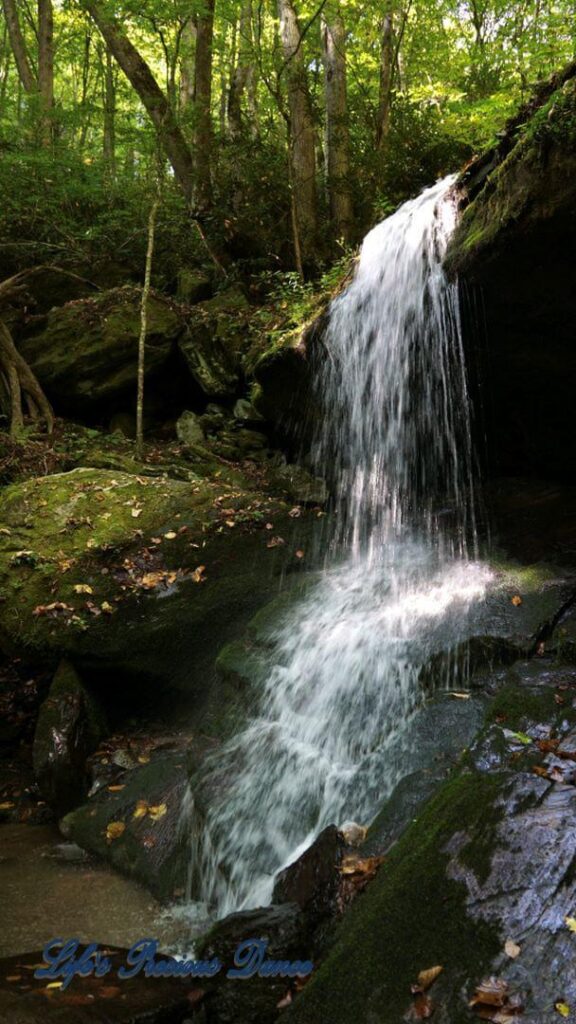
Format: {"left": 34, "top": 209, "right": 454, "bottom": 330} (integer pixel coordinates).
{"left": 186, "top": 177, "right": 490, "bottom": 919}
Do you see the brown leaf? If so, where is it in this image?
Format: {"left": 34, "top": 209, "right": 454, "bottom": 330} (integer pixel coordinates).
{"left": 417, "top": 966, "right": 444, "bottom": 991}
{"left": 469, "top": 977, "right": 509, "bottom": 1008}
{"left": 511, "top": 595, "right": 523, "bottom": 607}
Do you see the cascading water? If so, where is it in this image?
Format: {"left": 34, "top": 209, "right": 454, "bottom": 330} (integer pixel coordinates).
{"left": 185, "top": 176, "right": 491, "bottom": 921}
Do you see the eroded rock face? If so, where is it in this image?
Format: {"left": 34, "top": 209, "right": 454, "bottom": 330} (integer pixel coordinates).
{"left": 18, "top": 286, "right": 185, "bottom": 413}
{"left": 445, "top": 70, "right": 576, "bottom": 481}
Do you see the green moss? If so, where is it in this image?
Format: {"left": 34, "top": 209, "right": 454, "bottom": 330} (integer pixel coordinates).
{"left": 289, "top": 770, "right": 504, "bottom": 1024}
{"left": 487, "top": 682, "right": 575, "bottom": 729}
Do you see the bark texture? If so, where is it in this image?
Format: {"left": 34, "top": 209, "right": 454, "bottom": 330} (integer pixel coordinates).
{"left": 322, "top": 11, "right": 353, "bottom": 242}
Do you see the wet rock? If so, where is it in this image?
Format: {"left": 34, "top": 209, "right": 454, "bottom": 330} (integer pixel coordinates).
{"left": 272, "top": 826, "right": 345, "bottom": 930}
{"left": 338, "top": 821, "right": 367, "bottom": 847}
{"left": 61, "top": 749, "right": 190, "bottom": 900}
{"left": 18, "top": 286, "right": 185, "bottom": 414}
{"left": 198, "top": 903, "right": 310, "bottom": 1024}
{"left": 176, "top": 409, "right": 206, "bottom": 446}
{"left": 32, "top": 659, "right": 107, "bottom": 817}
{"left": 288, "top": 668, "right": 576, "bottom": 1024}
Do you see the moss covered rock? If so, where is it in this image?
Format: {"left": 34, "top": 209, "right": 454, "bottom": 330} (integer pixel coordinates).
{"left": 18, "top": 286, "right": 185, "bottom": 413}
{"left": 178, "top": 286, "right": 251, "bottom": 397}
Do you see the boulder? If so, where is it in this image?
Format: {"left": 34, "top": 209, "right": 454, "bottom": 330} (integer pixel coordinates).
{"left": 176, "top": 266, "right": 212, "bottom": 304}
{"left": 18, "top": 286, "right": 185, "bottom": 413}
{"left": 272, "top": 825, "right": 344, "bottom": 931}
{"left": 178, "top": 286, "right": 251, "bottom": 398}
{"left": 32, "top": 659, "right": 107, "bottom": 817}
{"left": 61, "top": 749, "right": 190, "bottom": 900}
{"left": 176, "top": 409, "right": 205, "bottom": 446}
{"left": 268, "top": 463, "right": 328, "bottom": 505}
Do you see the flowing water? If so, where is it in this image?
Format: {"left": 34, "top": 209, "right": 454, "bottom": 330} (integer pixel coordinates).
{"left": 185, "top": 177, "right": 491, "bottom": 920}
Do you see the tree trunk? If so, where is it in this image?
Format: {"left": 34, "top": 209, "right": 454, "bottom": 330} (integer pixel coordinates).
{"left": 1, "top": 0, "right": 36, "bottom": 94}
{"left": 37, "top": 0, "right": 54, "bottom": 145}
{"left": 0, "top": 319, "right": 53, "bottom": 435}
{"left": 136, "top": 197, "right": 158, "bottom": 459}
{"left": 193, "top": 0, "right": 215, "bottom": 211}
{"left": 278, "top": 0, "right": 317, "bottom": 270}
{"left": 322, "top": 10, "right": 353, "bottom": 243}
{"left": 228, "top": 0, "right": 254, "bottom": 139}
{"left": 102, "top": 43, "right": 116, "bottom": 174}
{"left": 376, "top": 2, "right": 394, "bottom": 152}
{"left": 83, "top": 0, "right": 195, "bottom": 204}
{"left": 179, "top": 16, "right": 196, "bottom": 116}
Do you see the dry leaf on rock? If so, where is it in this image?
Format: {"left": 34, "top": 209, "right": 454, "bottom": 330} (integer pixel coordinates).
{"left": 105, "top": 821, "right": 125, "bottom": 841}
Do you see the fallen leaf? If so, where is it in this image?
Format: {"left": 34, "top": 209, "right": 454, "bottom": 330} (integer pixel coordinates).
{"left": 417, "top": 966, "right": 444, "bottom": 991}
{"left": 0, "top": 802, "right": 15, "bottom": 810}
{"left": 555, "top": 1003, "right": 570, "bottom": 1018}
{"left": 73, "top": 584, "right": 93, "bottom": 595}
{"left": 295, "top": 549, "right": 305, "bottom": 559}
{"left": 267, "top": 536, "right": 285, "bottom": 548}
{"left": 133, "top": 800, "right": 149, "bottom": 820}
{"left": 288, "top": 507, "right": 302, "bottom": 518}
{"left": 469, "top": 977, "right": 508, "bottom": 1008}
{"left": 411, "top": 992, "right": 434, "bottom": 1019}
{"left": 148, "top": 803, "right": 167, "bottom": 821}
{"left": 105, "top": 821, "right": 126, "bottom": 841}
{"left": 164, "top": 531, "right": 177, "bottom": 540}
{"left": 131, "top": 508, "right": 142, "bottom": 518}
{"left": 191, "top": 565, "right": 206, "bottom": 583}
{"left": 504, "top": 939, "right": 521, "bottom": 959}
{"left": 511, "top": 595, "right": 523, "bottom": 606}
{"left": 565, "top": 916, "right": 576, "bottom": 933}
{"left": 107, "top": 785, "right": 125, "bottom": 793}
{"left": 5, "top": 975, "right": 21, "bottom": 982}
{"left": 100, "top": 602, "right": 114, "bottom": 614}
{"left": 448, "top": 692, "right": 471, "bottom": 700}
{"left": 46, "top": 981, "right": 63, "bottom": 990}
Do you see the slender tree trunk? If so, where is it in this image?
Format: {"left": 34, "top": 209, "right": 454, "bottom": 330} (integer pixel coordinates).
{"left": 193, "top": 0, "right": 215, "bottom": 211}
{"left": 228, "top": 0, "right": 254, "bottom": 138}
{"left": 322, "top": 10, "right": 353, "bottom": 243}
{"left": 376, "top": 2, "right": 394, "bottom": 152}
{"left": 83, "top": 0, "right": 195, "bottom": 204}
{"left": 37, "top": 0, "right": 54, "bottom": 144}
{"left": 103, "top": 44, "right": 116, "bottom": 174}
{"left": 278, "top": 0, "right": 317, "bottom": 270}
{"left": 78, "top": 32, "right": 92, "bottom": 148}
{"left": 1, "top": 0, "right": 36, "bottom": 93}
{"left": 179, "top": 16, "right": 196, "bottom": 116}
{"left": 136, "top": 197, "right": 158, "bottom": 459}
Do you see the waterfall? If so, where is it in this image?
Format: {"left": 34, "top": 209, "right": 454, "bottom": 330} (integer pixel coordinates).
{"left": 185, "top": 177, "right": 490, "bottom": 920}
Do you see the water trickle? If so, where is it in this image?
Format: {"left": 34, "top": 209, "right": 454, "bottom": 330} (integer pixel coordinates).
{"left": 186, "top": 177, "right": 490, "bottom": 920}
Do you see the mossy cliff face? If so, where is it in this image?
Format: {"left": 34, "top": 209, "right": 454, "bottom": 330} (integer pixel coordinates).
{"left": 445, "top": 70, "right": 576, "bottom": 481}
